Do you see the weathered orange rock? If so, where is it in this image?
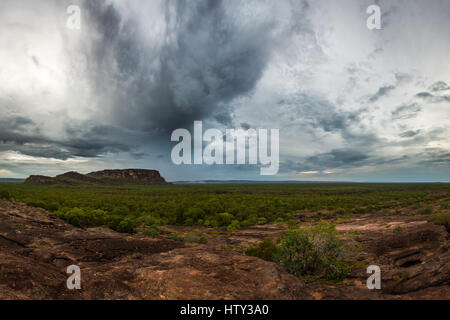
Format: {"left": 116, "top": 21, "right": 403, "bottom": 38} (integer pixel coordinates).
{"left": 88, "top": 169, "right": 166, "bottom": 183}
{"left": 25, "top": 169, "right": 167, "bottom": 185}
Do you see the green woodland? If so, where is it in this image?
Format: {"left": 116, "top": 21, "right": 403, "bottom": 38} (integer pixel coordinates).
{"left": 0, "top": 183, "right": 448, "bottom": 234}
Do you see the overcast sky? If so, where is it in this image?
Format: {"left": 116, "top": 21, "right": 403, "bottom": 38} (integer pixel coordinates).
{"left": 0, "top": 0, "right": 449, "bottom": 181}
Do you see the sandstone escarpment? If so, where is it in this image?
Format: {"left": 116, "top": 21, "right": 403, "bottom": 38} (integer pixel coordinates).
{"left": 25, "top": 175, "right": 57, "bottom": 185}
{"left": 25, "top": 169, "right": 167, "bottom": 185}
{"left": 88, "top": 169, "right": 166, "bottom": 183}
{"left": 56, "top": 171, "right": 100, "bottom": 183}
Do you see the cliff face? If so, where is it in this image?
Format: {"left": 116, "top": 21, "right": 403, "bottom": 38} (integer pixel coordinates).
{"left": 25, "top": 169, "right": 167, "bottom": 185}
{"left": 25, "top": 175, "right": 57, "bottom": 185}
{"left": 88, "top": 169, "right": 166, "bottom": 183}
{"left": 56, "top": 171, "right": 100, "bottom": 183}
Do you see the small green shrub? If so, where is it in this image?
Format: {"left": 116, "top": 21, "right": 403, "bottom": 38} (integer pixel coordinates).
{"left": 25, "top": 199, "right": 57, "bottom": 211}
{"left": 58, "top": 207, "right": 86, "bottom": 227}
{"left": 144, "top": 215, "right": 162, "bottom": 226}
{"left": 116, "top": 217, "right": 136, "bottom": 234}
{"left": 324, "top": 260, "right": 352, "bottom": 281}
{"left": 393, "top": 226, "right": 403, "bottom": 234}
{"left": 0, "top": 190, "right": 11, "bottom": 200}
{"left": 143, "top": 225, "right": 160, "bottom": 238}
{"left": 240, "top": 215, "right": 258, "bottom": 227}
{"left": 91, "top": 209, "right": 107, "bottom": 225}
{"left": 434, "top": 212, "right": 450, "bottom": 226}
{"left": 42, "top": 201, "right": 59, "bottom": 211}
{"left": 25, "top": 199, "right": 47, "bottom": 209}
{"left": 417, "top": 206, "right": 433, "bottom": 215}
{"left": 106, "top": 215, "right": 123, "bottom": 230}
{"left": 245, "top": 239, "right": 278, "bottom": 262}
{"left": 214, "top": 212, "right": 235, "bottom": 227}
{"left": 198, "top": 236, "right": 208, "bottom": 244}
{"left": 227, "top": 220, "right": 240, "bottom": 233}
{"left": 274, "top": 222, "right": 350, "bottom": 281}
{"left": 111, "top": 205, "right": 131, "bottom": 216}
{"left": 258, "top": 217, "right": 267, "bottom": 224}
{"left": 183, "top": 207, "right": 205, "bottom": 225}
{"left": 184, "top": 231, "right": 208, "bottom": 244}
{"left": 168, "top": 233, "right": 184, "bottom": 241}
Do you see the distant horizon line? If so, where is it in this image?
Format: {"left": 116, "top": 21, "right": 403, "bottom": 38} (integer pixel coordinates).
{"left": 2, "top": 177, "right": 448, "bottom": 184}
{"left": 171, "top": 179, "right": 450, "bottom": 184}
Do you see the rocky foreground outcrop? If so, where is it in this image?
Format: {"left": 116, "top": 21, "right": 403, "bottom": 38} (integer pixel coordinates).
{"left": 0, "top": 200, "right": 448, "bottom": 300}
{"left": 25, "top": 169, "right": 167, "bottom": 185}
{"left": 0, "top": 201, "right": 309, "bottom": 300}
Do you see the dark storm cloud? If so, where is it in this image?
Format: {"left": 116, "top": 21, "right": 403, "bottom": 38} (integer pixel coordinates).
{"left": 415, "top": 92, "right": 433, "bottom": 98}
{"left": 415, "top": 92, "right": 450, "bottom": 103}
{"left": 281, "top": 93, "right": 377, "bottom": 146}
{"left": 388, "top": 127, "right": 446, "bottom": 148}
{"left": 280, "top": 148, "right": 372, "bottom": 173}
{"left": 0, "top": 137, "right": 130, "bottom": 160}
{"left": 280, "top": 147, "right": 447, "bottom": 174}
{"left": 429, "top": 81, "right": 450, "bottom": 92}
{"left": 82, "top": 0, "right": 294, "bottom": 134}
{"left": 395, "top": 72, "right": 412, "bottom": 84}
{"left": 368, "top": 85, "right": 395, "bottom": 102}
{"left": 308, "top": 149, "right": 369, "bottom": 168}
{"left": 399, "top": 130, "right": 421, "bottom": 138}
{"left": 53, "top": 122, "right": 137, "bottom": 159}
{"left": 1, "top": 115, "right": 35, "bottom": 129}
{"left": 0, "top": 115, "right": 135, "bottom": 159}
{"left": 0, "top": 115, "right": 41, "bottom": 144}
{"left": 368, "top": 72, "right": 413, "bottom": 104}
{"left": 0, "top": 0, "right": 311, "bottom": 161}
{"left": 417, "top": 149, "right": 450, "bottom": 166}
{"left": 0, "top": 97, "right": 139, "bottom": 159}
{"left": 391, "top": 103, "right": 421, "bottom": 120}
{"left": 368, "top": 72, "right": 415, "bottom": 104}
{"left": 0, "top": 120, "right": 74, "bottom": 161}
{"left": 240, "top": 122, "right": 251, "bottom": 130}
{"left": 279, "top": 120, "right": 448, "bottom": 173}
